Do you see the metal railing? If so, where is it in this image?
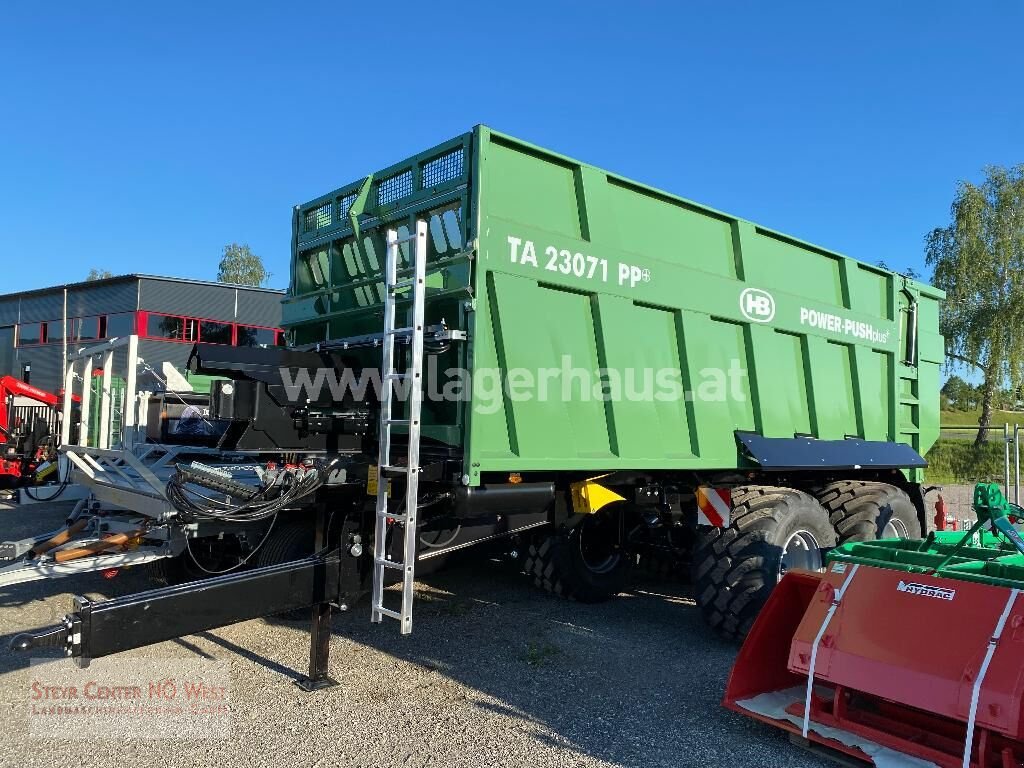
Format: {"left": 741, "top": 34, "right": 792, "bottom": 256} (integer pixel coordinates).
{"left": 10, "top": 403, "right": 61, "bottom": 439}
{"left": 55, "top": 334, "right": 228, "bottom": 519}
{"left": 58, "top": 335, "right": 170, "bottom": 512}
{"left": 60, "top": 335, "right": 141, "bottom": 451}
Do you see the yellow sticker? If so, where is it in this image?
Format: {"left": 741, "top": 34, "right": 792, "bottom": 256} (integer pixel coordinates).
{"left": 367, "top": 466, "right": 391, "bottom": 497}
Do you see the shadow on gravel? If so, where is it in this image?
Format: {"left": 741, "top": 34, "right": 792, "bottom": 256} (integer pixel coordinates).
{"left": 0, "top": 504, "right": 818, "bottom": 767}
{"left": 307, "top": 553, "right": 783, "bottom": 768}
{"left": 187, "top": 631, "right": 303, "bottom": 680}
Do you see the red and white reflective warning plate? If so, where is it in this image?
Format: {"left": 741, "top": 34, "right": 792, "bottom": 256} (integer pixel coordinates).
{"left": 696, "top": 486, "right": 731, "bottom": 527}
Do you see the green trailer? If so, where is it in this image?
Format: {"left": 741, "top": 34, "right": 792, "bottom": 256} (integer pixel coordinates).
{"left": 289, "top": 127, "right": 942, "bottom": 476}
{"left": 8, "top": 127, "right": 948, "bottom": 685}
{"left": 280, "top": 126, "right": 943, "bottom": 637}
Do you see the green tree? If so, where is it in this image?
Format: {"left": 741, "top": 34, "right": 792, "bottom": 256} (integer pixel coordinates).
{"left": 86, "top": 268, "right": 113, "bottom": 280}
{"left": 941, "top": 375, "right": 972, "bottom": 410}
{"left": 876, "top": 261, "right": 921, "bottom": 280}
{"left": 926, "top": 165, "right": 1024, "bottom": 445}
{"left": 217, "top": 243, "right": 269, "bottom": 287}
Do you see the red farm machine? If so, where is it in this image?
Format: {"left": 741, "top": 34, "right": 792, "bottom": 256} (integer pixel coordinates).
{"left": 0, "top": 374, "right": 66, "bottom": 486}
{"left": 725, "top": 482, "right": 1024, "bottom": 768}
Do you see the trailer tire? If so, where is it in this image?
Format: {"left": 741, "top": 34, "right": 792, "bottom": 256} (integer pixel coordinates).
{"left": 693, "top": 486, "right": 835, "bottom": 642}
{"left": 815, "top": 481, "right": 921, "bottom": 543}
{"left": 524, "top": 505, "right": 629, "bottom": 603}
{"left": 254, "top": 523, "right": 315, "bottom": 620}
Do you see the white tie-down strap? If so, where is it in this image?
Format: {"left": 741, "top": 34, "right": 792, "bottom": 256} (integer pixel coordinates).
{"left": 962, "top": 587, "right": 1019, "bottom": 768}
{"left": 802, "top": 563, "right": 860, "bottom": 738}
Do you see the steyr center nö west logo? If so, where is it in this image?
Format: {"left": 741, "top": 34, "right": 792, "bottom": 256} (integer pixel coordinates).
{"left": 740, "top": 288, "right": 775, "bottom": 323}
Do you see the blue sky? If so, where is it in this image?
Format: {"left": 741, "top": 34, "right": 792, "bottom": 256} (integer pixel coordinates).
{"left": 0, "top": 2, "right": 1020, "bottom": 292}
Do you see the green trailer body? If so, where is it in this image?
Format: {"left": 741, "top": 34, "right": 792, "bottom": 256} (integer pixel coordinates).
{"left": 285, "top": 126, "right": 943, "bottom": 487}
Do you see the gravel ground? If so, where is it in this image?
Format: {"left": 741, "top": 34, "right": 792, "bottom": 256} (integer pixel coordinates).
{"left": 0, "top": 501, "right": 830, "bottom": 768}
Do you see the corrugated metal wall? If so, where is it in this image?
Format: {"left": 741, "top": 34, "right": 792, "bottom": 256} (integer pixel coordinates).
{"left": 139, "top": 279, "right": 234, "bottom": 319}
{"left": 65, "top": 281, "right": 139, "bottom": 319}
{"left": 10, "top": 346, "right": 65, "bottom": 395}
{"left": 138, "top": 278, "right": 282, "bottom": 325}
{"left": 235, "top": 287, "right": 284, "bottom": 326}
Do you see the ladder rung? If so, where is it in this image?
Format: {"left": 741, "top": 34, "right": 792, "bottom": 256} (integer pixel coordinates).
{"left": 388, "top": 234, "right": 419, "bottom": 245}
{"left": 390, "top": 279, "right": 415, "bottom": 291}
{"left": 379, "top": 464, "right": 412, "bottom": 473}
{"left": 386, "top": 326, "right": 413, "bottom": 336}
{"left": 384, "top": 372, "right": 409, "bottom": 380}
{"left": 380, "top": 511, "right": 408, "bottom": 521}
{"left": 376, "top": 607, "right": 403, "bottom": 621}
{"left": 384, "top": 418, "right": 410, "bottom": 426}
{"left": 376, "top": 557, "right": 406, "bottom": 570}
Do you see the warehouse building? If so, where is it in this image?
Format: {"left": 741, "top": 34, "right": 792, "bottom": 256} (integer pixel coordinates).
{"left": 0, "top": 275, "right": 284, "bottom": 394}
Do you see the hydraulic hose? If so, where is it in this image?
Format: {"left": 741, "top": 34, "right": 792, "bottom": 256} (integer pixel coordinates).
{"left": 165, "top": 458, "right": 338, "bottom": 523}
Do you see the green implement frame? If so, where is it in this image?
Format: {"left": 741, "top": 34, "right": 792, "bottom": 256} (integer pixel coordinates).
{"left": 830, "top": 482, "right": 1024, "bottom": 589}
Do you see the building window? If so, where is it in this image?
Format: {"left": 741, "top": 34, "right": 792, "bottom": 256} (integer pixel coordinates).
{"left": 17, "top": 323, "right": 43, "bottom": 346}
{"left": 235, "top": 326, "right": 279, "bottom": 347}
{"left": 145, "top": 314, "right": 186, "bottom": 341}
{"left": 18, "top": 312, "right": 280, "bottom": 348}
{"left": 200, "top": 321, "right": 233, "bottom": 345}
{"left": 138, "top": 313, "right": 281, "bottom": 346}
{"left": 104, "top": 313, "right": 135, "bottom": 338}
{"left": 74, "top": 316, "right": 101, "bottom": 342}
{"left": 33, "top": 314, "right": 136, "bottom": 344}
{"left": 44, "top": 320, "right": 64, "bottom": 344}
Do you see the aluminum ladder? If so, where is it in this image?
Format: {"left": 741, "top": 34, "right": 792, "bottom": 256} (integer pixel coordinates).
{"left": 371, "top": 220, "right": 427, "bottom": 634}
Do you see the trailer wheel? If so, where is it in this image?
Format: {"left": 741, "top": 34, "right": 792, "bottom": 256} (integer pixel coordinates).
{"left": 693, "top": 486, "right": 835, "bottom": 641}
{"left": 254, "top": 523, "right": 315, "bottom": 620}
{"left": 524, "top": 504, "right": 630, "bottom": 603}
{"left": 815, "top": 481, "right": 921, "bottom": 543}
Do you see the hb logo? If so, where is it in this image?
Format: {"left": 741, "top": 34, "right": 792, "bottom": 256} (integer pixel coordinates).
{"left": 739, "top": 288, "right": 775, "bottom": 323}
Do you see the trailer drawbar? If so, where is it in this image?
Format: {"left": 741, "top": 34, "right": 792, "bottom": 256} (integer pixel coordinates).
{"left": 13, "top": 506, "right": 365, "bottom": 691}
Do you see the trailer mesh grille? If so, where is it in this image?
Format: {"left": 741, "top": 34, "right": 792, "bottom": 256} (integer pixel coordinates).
{"left": 304, "top": 202, "right": 332, "bottom": 232}
{"left": 422, "top": 149, "right": 464, "bottom": 188}
{"left": 336, "top": 192, "right": 358, "bottom": 221}
{"left": 377, "top": 171, "right": 413, "bottom": 207}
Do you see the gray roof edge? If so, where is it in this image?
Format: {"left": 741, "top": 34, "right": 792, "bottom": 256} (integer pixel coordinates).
{"left": 1, "top": 274, "right": 286, "bottom": 301}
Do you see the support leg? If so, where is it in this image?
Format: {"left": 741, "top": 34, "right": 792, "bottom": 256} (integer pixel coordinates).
{"left": 295, "top": 601, "right": 336, "bottom": 691}
{"left": 295, "top": 504, "right": 338, "bottom": 692}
